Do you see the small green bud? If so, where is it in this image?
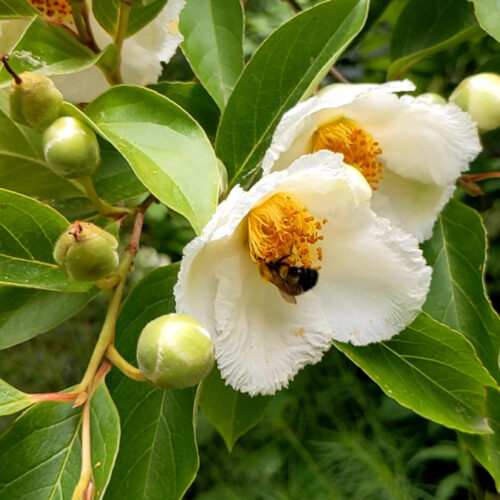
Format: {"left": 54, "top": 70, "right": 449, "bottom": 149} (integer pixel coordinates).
{"left": 137, "top": 314, "right": 215, "bottom": 390}
{"left": 43, "top": 117, "right": 101, "bottom": 178}
{"left": 54, "top": 221, "right": 119, "bottom": 282}
{"left": 418, "top": 93, "right": 447, "bottom": 105}
{"left": 449, "top": 73, "right": 500, "bottom": 131}
{"left": 9, "top": 72, "right": 63, "bottom": 130}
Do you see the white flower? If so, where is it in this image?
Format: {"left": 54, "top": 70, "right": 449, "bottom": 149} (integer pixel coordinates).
{"left": 0, "top": 0, "right": 185, "bottom": 102}
{"left": 175, "top": 150, "right": 432, "bottom": 396}
{"left": 262, "top": 81, "right": 482, "bottom": 242}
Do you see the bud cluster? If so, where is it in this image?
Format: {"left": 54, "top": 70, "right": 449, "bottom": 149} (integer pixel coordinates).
{"left": 2, "top": 55, "right": 102, "bottom": 181}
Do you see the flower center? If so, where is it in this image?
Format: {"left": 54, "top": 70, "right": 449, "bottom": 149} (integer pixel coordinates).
{"left": 29, "top": 0, "right": 73, "bottom": 24}
{"left": 312, "top": 118, "right": 383, "bottom": 189}
{"left": 247, "top": 193, "right": 325, "bottom": 268}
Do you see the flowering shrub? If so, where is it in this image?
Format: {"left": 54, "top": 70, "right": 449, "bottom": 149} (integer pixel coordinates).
{"left": 0, "top": 0, "right": 499, "bottom": 498}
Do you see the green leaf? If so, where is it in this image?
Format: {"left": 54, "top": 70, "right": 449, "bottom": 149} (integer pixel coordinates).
{"left": 336, "top": 313, "right": 495, "bottom": 434}
{"left": 471, "top": 0, "right": 500, "bottom": 43}
{"left": 461, "top": 388, "right": 500, "bottom": 490}
{"left": 150, "top": 82, "right": 220, "bottom": 140}
{"left": 422, "top": 199, "right": 500, "bottom": 382}
{"left": 0, "top": 383, "right": 120, "bottom": 500}
{"left": 180, "top": 0, "right": 244, "bottom": 110}
{"left": 215, "top": 0, "right": 369, "bottom": 189}
{"left": 85, "top": 86, "right": 219, "bottom": 234}
{"left": 0, "top": 189, "right": 91, "bottom": 292}
{"left": 106, "top": 264, "right": 200, "bottom": 500}
{"left": 388, "top": 0, "right": 479, "bottom": 80}
{"left": 0, "top": 378, "right": 31, "bottom": 415}
{"left": 0, "top": 286, "right": 97, "bottom": 350}
{"left": 0, "top": 16, "right": 104, "bottom": 86}
{"left": 200, "top": 368, "right": 271, "bottom": 451}
{"left": 0, "top": 0, "right": 38, "bottom": 18}
{"left": 93, "top": 0, "right": 168, "bottom": 38}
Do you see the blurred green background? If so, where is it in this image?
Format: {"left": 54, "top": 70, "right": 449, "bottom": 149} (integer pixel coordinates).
{"left": 1, "top": 0, "right": 500, "bottom": 498}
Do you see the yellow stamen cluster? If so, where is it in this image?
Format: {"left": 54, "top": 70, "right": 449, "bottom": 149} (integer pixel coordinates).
{"left": 312, "top": 118, "right": 383, "bottom": 189}
{"left": 29, "top": 0, "right": 73, "bottom": 24}
{"left": 247, "top": 193, "right": 325, "bottom": 268}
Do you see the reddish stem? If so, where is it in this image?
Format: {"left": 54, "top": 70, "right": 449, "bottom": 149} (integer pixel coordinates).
{"left": 463, "top": 172, "right": 500, "bottom": 182}
{"left": 29, "top": 392, "right": 78, "bottom": 404}
{"left": 330, "top": 66, "right": 349, "bottom": 83}
{"left": 0, "top": 54, "right": 22, "bottom": 84}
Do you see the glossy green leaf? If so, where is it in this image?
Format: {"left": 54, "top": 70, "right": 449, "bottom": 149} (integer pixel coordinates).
{"left": 180, "top": 0, "right": 244, "bottom": 110}
{"left": 0, "top": 0, "right": 38, "bottom": 18}
{"left": 200, "top": 368, "right": 271, "bottom": 451}
{"left": 86, "top": 86, "right": 219, "bottom": 234}
{"left": 388, "top": 0, "right": 479, "bottom": 79}
{"left": 215, "top": 0, "right": 369, "bottom": 189}
{"left": 0, "top": 16, "right": 103, "bottom": 86}
{"left": 0, "top": 378, "right": 31, "bottom": 415}
{"left": 0, "top": 189, "right": 91, "bottom": 292}
{"left": 336, "top": 314, "right": 495, "bottom": 434}
{"left": 0, "top": 286, "right": 97, "bottom": 350}
{"left": 93, "top": 0, "right": 167, "bottom": 38}
{"left": 461, "top": 388, "right": 500, "bottom": 490}
{"left": 471, "top": 0, "right": 500, "bottom": 42}
{"left": 422, "top": 199, "right": 500, "bottom": 382}
{"left": 0, "top": 383, "right": 120, "bottom": 500}
{"left": 150, "top": 82, "right": 220, "bottom": 140}
{"left": 106, "top": 264, "right": 200, "bottom": 500}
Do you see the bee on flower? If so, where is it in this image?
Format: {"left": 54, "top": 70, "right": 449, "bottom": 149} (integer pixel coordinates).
{"left": 0, "top": 0, "right": 185, "bottom": 103}
{"left": 261, "top": 81, "right": 482, "bottom": 242}
{"left": 175, "top": 151, "right": 432, "bottom": 396}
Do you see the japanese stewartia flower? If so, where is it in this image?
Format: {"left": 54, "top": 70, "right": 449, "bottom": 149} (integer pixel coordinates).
{"left": 262, "top": 81, "right": 481, "bottom": 242}
{"left": 0, "top": 0, "right": 185, "bottom": 103}
{"left": 175, "top": 151, "right": 432, "bottom": 396}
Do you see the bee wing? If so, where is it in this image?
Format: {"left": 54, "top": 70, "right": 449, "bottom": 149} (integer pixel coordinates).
{"left": 279, "top": 289, "right": 297, "bottom": 305}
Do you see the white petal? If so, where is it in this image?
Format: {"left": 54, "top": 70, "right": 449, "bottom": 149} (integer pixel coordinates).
{"left": 371, "top": 169, "right": 456, "bottom": 242}
{"left": 283, "top": 174, "right": 432, "bottom": 345}
{"left": 342, "top": 93, "right": 481, "bottom": 185}
{"left": 213, "top": 245, "right": 333, "bottom": 396}
{"left": 262, "top": 80, "right": 415, "bottom": 174}
{"left": 156, "top": 0, "right": 186, "bottom": 63}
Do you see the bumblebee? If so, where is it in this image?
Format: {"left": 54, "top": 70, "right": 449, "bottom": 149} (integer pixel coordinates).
{"left": 257, "top": 258, "right": 318, "bottom": 304}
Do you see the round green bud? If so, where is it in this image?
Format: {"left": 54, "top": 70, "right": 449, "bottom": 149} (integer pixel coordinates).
{"left": 449, "top": 73, "right": 500, "bottom": 131}
{"left": 43, "top": 117, "right": 101, "bottom": 178}
{"left": 418, "top": 92, "right": 447, "bottom": 105}
{"left": 53, "top": 221, "right": 119, "bottom": 282}
{"left": 9, "top": 72, "right": 63, "bottom": 130}
{"left": 137, "top": 314, "right": 215, "bottom": 390}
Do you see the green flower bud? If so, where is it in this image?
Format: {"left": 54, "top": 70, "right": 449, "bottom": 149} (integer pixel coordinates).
{"left": 418, "top": 93, "right": 447, "bottom": 105}
{"left": 53, "top": 221, "right": 119, "bottom": 282}
{"left": 43, "top": 117, "right": 101, "bottom": 178}
{"left": 137, "top": 314, "right": 215, "bottom": 390}
{"left": 9, "top": 72, "right": 63, "bottom": 130}
{"left": 449, "top": 73, "right": 500, "bottom": 131}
